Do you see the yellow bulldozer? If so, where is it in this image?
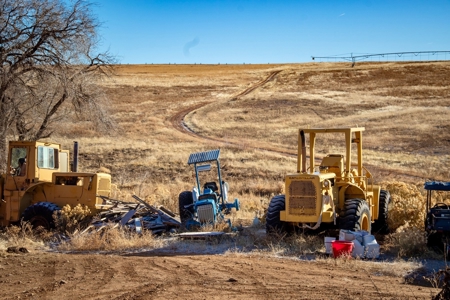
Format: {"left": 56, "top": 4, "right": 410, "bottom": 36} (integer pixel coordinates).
{"left": 0, "top": 140, "right": 111, "bottom": 229}
{"left": 266, "top": 127, "right": 391, "bottom": 234}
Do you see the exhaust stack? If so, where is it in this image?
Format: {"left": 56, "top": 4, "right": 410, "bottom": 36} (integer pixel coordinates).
{"left": 297, "top": 130, "right": 307, "bottom": 173}
{"left": 73, "top": 141, "right": 79, "bottom": 172}
{"left": 301, "top": 130, "right": 307, "bottom": 173}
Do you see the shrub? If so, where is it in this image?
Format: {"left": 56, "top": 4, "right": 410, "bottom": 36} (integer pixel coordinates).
{"left": 385, "top": 226, "right": 428, "bottom": 257}
{"left": 57, "top": 225, "right": 163, "bottom": 252}
{"left": 54, "top": 204, "right": 92, "bottom": 234}
{"left": 381, "top": 181, "right": 425, "bottom": 231}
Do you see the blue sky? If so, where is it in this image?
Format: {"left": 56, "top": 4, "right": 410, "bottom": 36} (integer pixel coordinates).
{"left": 92, "top": 0, "right": 450, "bottom": 64}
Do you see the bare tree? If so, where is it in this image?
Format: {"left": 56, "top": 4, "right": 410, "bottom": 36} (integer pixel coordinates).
{"left": 0, "top": 0, "right": 116, "bottom": 171}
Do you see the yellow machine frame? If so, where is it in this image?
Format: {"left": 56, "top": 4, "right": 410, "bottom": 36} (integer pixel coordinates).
{"left": 279, "top": 127, "right": 380, "bottom": 231}
{"left": 0, "top": 141, "right": 111, "bottom": 227}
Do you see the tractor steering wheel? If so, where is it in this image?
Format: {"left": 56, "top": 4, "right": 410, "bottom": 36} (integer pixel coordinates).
{"left": 433, "top": 202, "right": 450, "bottom": 209}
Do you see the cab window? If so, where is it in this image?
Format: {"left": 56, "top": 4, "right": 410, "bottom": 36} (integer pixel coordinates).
{"left": 10, "top": 147, "right": 27, "bottom": 176}
{"left": 56, "top": 176, "right": 83, "bottom": 186}
{"left": 37, "top": 146, "right": 59, "bottom": 169}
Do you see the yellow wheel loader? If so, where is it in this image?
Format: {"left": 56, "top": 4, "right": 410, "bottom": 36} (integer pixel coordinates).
{"left": 0, "top": 141, "right": 111, "bottom": 229}
{"left": 266, "top": 127, "right": 390, "bottom": 234}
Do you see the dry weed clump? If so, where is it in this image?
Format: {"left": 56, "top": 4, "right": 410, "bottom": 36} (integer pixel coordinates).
{"left": 0, "top": 222, "right": 48, "bottom": 250}
{"left": 193, "top": 221, "right": 233, "bottom": 233}
{"left": 381, "top": 181, "right": 425, "bottom": 231}
{"left": 222, "top": 232, "right": 325, "bottom": 256}
{"left": 236, "top": 193, "right": 269, "bottom": 220}
{"left": 142, "top": 182, "right": 189, "bottom": 213}
{"left": 57, "top": 225, "right": 165, "bottom": 252}
{"left": 54, "top": 204, "right": 92, "bottom": 234}
{"left": 263, "top": 233, "right": 324, "bottom": 256}
{"left": 234, "top": 179, "right": 284, "bottom": 198}
{"left": 385, "top": 226, "right": 428, "bottom": 257}
{"left": 379, "top": 181, "right": 431, "bottom": 257}
{"left": 109, "top": 181, "right": 191, "bottom": 213}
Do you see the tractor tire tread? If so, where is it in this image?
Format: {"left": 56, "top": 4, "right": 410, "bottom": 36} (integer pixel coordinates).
{"left": 178, "top": 191, "right": 194, "bottom": 223}
{"left": 339, "top": 199, "right": 371, "bottom": 232}
{"left": 266, "top": 195, "right": 288, "bottom": 234}
{"left": 372, "top": 190, "right": 391, "bottom": 234}
{"left": 22, "top": 202, "right": 60, "bottom": 229}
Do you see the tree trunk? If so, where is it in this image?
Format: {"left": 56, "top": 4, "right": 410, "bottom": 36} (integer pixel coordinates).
{"left": 0, "top": 124, "right": 8, "bottom": 173}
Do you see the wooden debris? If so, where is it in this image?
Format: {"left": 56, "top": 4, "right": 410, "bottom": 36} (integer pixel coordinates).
{"left": 120, "top": 209, "right": 137, "bottom": 226}
{"left": 132, "top": 195, "right": 181, "bottom": 226}
{"left": 159, "top": 205, "right": 176, "bottom": 217}
{"left": 84, "top": 195, "right": 181, "bottom": 235}
{"left": 177, "top": 231, "right": 225, "bottom": 240}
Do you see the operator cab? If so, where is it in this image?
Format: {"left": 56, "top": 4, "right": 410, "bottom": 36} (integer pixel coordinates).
{"left": 5, "top": 141, "right": 70, "bottom": 192}
{"left": 319, "top": 154, "right": 344, "bottom": 178}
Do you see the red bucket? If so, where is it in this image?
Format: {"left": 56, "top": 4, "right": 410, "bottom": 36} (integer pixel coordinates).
{"left": 331, "top": 240, "right": 353, "bottom": 258}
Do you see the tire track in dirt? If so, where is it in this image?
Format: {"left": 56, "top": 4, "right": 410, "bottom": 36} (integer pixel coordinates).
{"left": 140, "top": 255, "right": 270, "bottom": 299}
{"left": 169, "top": 101, "right": 213, "bottom": 139}
{"left": 169, "top": 70, "right": 297, "bottom": 157}
{"left": 61, "top": 257, "right": 116, "bottom": 300}
{"left": 169, "top": 70, "right": 282, "bottom": 139}
{"left": 230, "top": 69, "right": 281, "bottom": 100}
{"left": 0, "top": 253, "right": 438, "bottom": 299}
{"left": 211, "top": 257, "right": 272, "bottom": 296}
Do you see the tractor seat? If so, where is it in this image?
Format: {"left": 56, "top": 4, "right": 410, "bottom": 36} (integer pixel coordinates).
{"left": 198, "top": 192, "right": 218, "bottom": 201}
{"left": 204, "top": 182, "right": 218, "bottom": 192}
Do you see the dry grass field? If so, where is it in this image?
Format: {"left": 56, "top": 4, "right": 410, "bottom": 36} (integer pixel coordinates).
{"left": 1, "top": 61, "right": 450, "bottom": 299}
{"left": 58, "top": 62, "right": 450, "bottom": 203}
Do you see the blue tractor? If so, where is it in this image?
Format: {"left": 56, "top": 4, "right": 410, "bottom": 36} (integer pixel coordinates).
{"left": 178, "top": 149, "right": 240, "bottom": 229}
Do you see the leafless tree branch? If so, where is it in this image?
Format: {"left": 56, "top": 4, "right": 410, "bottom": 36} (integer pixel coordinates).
{"left": 0, "top": 0, "right": 117, "bottom": 171}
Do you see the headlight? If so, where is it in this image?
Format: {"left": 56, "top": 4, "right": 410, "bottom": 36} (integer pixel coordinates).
{"left": 324, "top": 180, "right": 329, "bottom": 187}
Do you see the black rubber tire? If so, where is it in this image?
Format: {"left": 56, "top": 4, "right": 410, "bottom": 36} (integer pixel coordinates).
{"left": 339, "top": 199, "right": 371, "bottom": 233}
{"left": 427, "top": 232, "right": 450, "bottom": 258}
{"left": 427, "top": 232, "right": 443, "bottom": 250}
{"left": 266, "top": 194, "right": 289, "bottom": 234}
{"left": 372, "top": 190, "right": 391, "bottom": 234}
{"left": 22, "top": 202, "right": 60, "bottom": 230}
{"left": 178, "top": 191, "right": 194, "bottom": 223}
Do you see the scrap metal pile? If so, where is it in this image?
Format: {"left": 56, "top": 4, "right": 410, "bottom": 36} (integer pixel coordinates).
{"left": 82, "top": 195, "right": 181, "bottom": 235}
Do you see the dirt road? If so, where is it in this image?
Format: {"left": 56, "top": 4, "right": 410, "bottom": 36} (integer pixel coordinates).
{"left": 0, "top": 250, "right": 438, "bottom": 300}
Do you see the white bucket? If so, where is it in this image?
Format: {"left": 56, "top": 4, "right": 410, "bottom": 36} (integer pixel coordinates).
{"left": 352, "top": 239, "right": 365, "bottom": 258}
{"left": 324, "top": 237, "right": 336, "bottom": 254}
{"left": 365, "top": 243, "right": 380, "bottom": 259}
{"left": 359, "top": 230, "right": 370, "bottom": 236}
{"left": 345, "top": 232, "right": 356, "bottom": 241}
{"left": 339, "top": 229, "right": 358, "bottom": 242}
{"left": 339, "top": 229, "right": 356, "bottom": 241}
{"left": 363, "top": 234, "right": 376, "bottom": 246}
{"left": 352, "top": 231, "right": 365, "bottom": 244}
